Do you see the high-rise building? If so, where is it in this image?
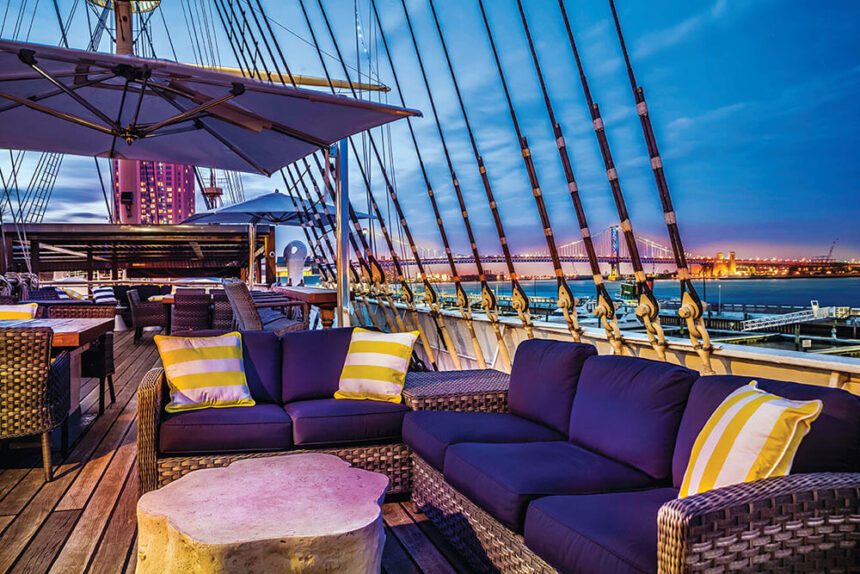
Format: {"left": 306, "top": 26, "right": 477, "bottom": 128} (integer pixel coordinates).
{"left": 112, "top": 160, "right": 195, "bottom": 224}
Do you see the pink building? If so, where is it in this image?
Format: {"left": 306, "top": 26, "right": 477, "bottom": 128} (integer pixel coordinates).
{"left": 112, "top": 160, "right": 196, "bottom": 224}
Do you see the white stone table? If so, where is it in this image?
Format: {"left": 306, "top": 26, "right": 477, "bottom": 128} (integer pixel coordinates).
{"left": 136, "top": 454, "right": 389, "bottom": 573}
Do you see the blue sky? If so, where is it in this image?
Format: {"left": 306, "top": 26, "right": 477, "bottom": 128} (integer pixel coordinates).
{"left": 2, "top": 0, "right": 859, "bottom": 260}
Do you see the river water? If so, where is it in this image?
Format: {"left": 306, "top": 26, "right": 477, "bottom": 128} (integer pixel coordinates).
{"left": 433, "top": 277, "right": 860, "bottom": 308}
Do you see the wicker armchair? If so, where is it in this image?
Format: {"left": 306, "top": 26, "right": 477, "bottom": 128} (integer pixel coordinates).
{"left": 170, "top": 290, "right": 210, "bottom": 334}
{"left": 657, "top": 472, "right": 860, "bottom": 573}
{"left": 47, "top": 305, "right": 117, "bottom": 415}
{"left": 127, "top": 289, "right": 167, "bottom": 343}
{"left": 210, "top": 289, "right": 234, "bottom": 330}
{"left": 222, "top": 280, "right": 308, "bottom": 335}
{"left": 0, "top": 328, "right": 70, "bottom": 481}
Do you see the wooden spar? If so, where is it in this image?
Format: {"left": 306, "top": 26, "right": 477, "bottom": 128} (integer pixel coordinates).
{"left": 557, "top": 0, "right": 667, "bottom": 361}
{"left": 399, "top": 0, "right": 512, "bottom": 370}
{"left": 609, "top": 0, "right": 713, "bottom": 373}
{"left": 515, "top": 0, "right": 624, "bottom": 354}
{"left": 190, "top": 65, "right": 389, "bottom": 93}
{"left": 311, "top": 0, "right": 474, "bottom": 371}
{"left": 370, "top": 0, "right": 477, "bottom": 370}
{"left": 477, "top": 0, "right": 582, "bottom": 343}
{"left": 426, "top": 0, "right": 535, "bottom": 341}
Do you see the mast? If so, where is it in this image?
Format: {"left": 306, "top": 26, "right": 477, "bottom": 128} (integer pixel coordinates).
{"left": 609, "top": 0, "right": 713, "bottom": 372}
{"left": 558, "top": 0, "right": 667, "bottom": 360}
{"left": 427, "top": 0, "right": 534, "bottom": 341}
{"left": 514, "top": 0, "right": 624, "bottom": 353}
{"left": 370, "top": 0, "right": 481, "bottom": 369}
{"left": 476, "top": 0, "right": 581, "bottom": 343}
{"left": 399, "top": 0, "right": 513, "bottom": 368}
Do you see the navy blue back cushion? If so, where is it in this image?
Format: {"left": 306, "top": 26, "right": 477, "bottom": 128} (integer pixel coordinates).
{"left": 568, "top": 355, "right": 698, "bottom": 480}
{"left": 281, "top": 327, "right": 353, "bottom": 403}
{"left": 509, "top": 339, "right": 597, "bottom": 435}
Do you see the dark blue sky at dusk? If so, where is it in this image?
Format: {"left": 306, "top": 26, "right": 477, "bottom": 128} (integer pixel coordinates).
{"left": 3, "top": 0, "right": 859, "bottom": 260}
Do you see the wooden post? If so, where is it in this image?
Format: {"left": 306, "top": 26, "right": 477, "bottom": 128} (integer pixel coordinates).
{"left": 0, "top": 233, "right": 11, "bottom": 273}
{"left": 265, "top": 226, "right": 277, "bottom": 286}
{"left": 30, "top": 240, "right": 41, "bottom": 274}
{"left": 86, "top": 248, "right": 94, "bottom": 292}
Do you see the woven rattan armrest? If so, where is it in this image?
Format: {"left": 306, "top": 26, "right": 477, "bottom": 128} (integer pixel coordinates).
{"left": 137, "top": 368, "right": 165, "bottom": 495}
{"left": 657, "top": 472, "right": 860, "bottom": 573}
{"left": 48, "top": 351, "right": 72, "bottom": 425}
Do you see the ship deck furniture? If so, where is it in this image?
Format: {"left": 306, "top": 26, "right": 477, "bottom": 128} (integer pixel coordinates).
{"left": 403, "top": 339, "right": 860, "bottom": 573}
{"left": 136, "top": 454, "right": 389, "bottom": 573}
{"left": 127, "top": 290, "right": 167, "bottom": 344}
{"left": 222, "top": 279, "right": 308, "bottom": 335}
{"left": 273, "top": 285, "right": 338, "bottom": 328}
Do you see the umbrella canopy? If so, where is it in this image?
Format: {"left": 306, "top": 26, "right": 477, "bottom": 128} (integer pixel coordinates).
{"left": 183, "top": 189, "right": 372, "bottom": 227}
{"left": 0, "top": 40, "right": 420, "bottom": 175}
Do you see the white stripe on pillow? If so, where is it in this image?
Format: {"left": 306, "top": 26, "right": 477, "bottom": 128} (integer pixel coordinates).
{"left": 335, "top": 328, "right": 418, "bottom": 403}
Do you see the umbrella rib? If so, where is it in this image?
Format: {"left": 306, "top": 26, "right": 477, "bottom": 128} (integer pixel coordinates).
{"left": 0, "top": 73, "right": 113, "bottom": 114}
{"left": 108, "top": 79, "right": 132, "bottom": 158}
{"left": 19, "top": 52, "right": 120, "bottom": 129}
{"left": 0, "top": 89, "right": 114, "bottom": 135}
{"left": 139, "top": 89, "right": 242, "bottom": 136}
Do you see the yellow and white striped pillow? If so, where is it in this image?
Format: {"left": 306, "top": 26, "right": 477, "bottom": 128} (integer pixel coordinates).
{"left": 154, "top": 331, "right": 255, "bottom": 413}
{"left": 335, "top": 328, "right": 418, "bottom": 403}
{"left": 0, "top": 303, "right": 38, "bottom": 319}
{"left": 680, "top": 382, "right": 822, "bottom": 498}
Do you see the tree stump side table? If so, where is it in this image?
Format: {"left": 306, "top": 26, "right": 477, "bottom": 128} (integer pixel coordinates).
{"left": 136, "top": 453, "right": 389, "bottom": 573}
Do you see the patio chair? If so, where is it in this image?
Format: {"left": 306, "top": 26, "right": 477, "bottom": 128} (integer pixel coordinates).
{"left": 127, "top": 289, "right": 167, "bottom": 343}
{"left": 47, "top": 305, "right": 117, "bottom": 415}
{"left": 222, "top": 279, "right": 309, "bottom": 335}
{"left": 210, "top": 289, "right": 235, "bottom": 330}
{"left": 170, "top": 290, "right": 210, "bottom": 334}
{"left": 0, "top": 327, "right": 70, "bottom": 481}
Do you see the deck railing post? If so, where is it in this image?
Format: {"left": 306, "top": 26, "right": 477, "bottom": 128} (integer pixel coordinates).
{"left": 334, "top": 140, "right": 350, "bottom": 328}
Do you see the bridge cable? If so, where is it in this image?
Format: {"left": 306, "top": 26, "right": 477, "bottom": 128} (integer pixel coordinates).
{"left": 515, "top": 0, "right": 624, "bottom": 353}
{"left": 398, "top": 0, "right": 513, "bottom": 369}
{"left": 369, "top": 0, "right": 482, "bottom": 369}
{"left": 478, "top": 0, "right": 582, "bottom": 343}
{"left": 558, "top": 0, "right": 668, "bottom": 360}
{"left": 609, "top": 0, "right": 713, "bottom": 372}
{"left": 427, "top": 0, "right": 536, "bottom": 344}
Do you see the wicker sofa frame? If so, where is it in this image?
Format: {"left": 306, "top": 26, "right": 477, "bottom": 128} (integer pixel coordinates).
{"left": 411, "top": 453, "right": 860, "bottom": 573}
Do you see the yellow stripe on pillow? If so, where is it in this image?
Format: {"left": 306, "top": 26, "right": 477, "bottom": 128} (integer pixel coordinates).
{"left": 679, "top": 382, "right": 822, "bottom": 498}
{"left": 155, "top": 331, "right": 255, "bottom": 413}
{"left": 335, "top": 328, "right": 418, "bottom": 403}
{"left": 0, "top": 303, "right": 38, "bottom": 320}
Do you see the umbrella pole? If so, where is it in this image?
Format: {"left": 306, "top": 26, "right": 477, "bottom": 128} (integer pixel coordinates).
{"left": 333, "top": 141, "right": 351, "bottom": 328}
{"left": 248, "top": 223, "right": 256, "bottom": 288}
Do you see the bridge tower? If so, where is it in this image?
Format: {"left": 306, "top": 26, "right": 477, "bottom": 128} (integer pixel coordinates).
{"left": 609, "top": 225, "right": 621, "bottom": 279}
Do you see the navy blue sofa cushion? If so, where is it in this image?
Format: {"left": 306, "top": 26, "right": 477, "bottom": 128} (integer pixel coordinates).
{"left": 284, "top": 398, "right": 409, "bottom": 446}
{"left": 159, "top": 404, "right": 293, "bottom": 454}
{"left": 241, "top": 331, "right": 283, "bottom": 403}
{"left": 508, "top": 340, "right": 597, "bottom": 434}
{"left": 403, "top": 410, "right": 564, "bottom": 471}
{"left": 281, "top": 327, "right": 353, "bottom": 403}
{"left": 524, "top": 488, "right": 678, "bottom": 574}
{"left": 672, "top": 375, "right": 860, "bottom": 487}
{"left": 568, "top": 355, "right": 697, "bottom": 480}
{"left": 443, "top": 441, "right": 656, "bottom": 531}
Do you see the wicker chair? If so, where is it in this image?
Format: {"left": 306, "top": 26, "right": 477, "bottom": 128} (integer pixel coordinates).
{"left": 210, "top": 289, "right": 234, "bottom": 330}
{"left": 0, "top": 328, "right": 70, "bottom": 481}
{"left": 170, "top": 290, "right": 210, "bottom": 334}
{"left": 127, "top": 289, "right": 167, "bottom": 343}
{"left": 222, "top": 280, "right": 308, "bottom": 335}
{"left": 47, "top": 305, "right": 117, "bottom": 415}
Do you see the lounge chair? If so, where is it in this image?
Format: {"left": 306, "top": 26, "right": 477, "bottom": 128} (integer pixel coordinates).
{"left": 222, "top": 279, "right": 308, "bottom": 335}
{"left": 127, "top": 289, "right": 167, "bottom": 343}
{"left": 170, "top": 289, "right": 210, "bottom": 334}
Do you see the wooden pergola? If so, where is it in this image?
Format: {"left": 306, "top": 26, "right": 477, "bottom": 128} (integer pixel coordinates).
{"left": 0, "top": 223, "right": 278, "bottom": 283}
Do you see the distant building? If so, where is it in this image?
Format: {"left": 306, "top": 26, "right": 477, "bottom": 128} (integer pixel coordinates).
{"left": 112, "top": 160, "right": 195, "bottom": 224}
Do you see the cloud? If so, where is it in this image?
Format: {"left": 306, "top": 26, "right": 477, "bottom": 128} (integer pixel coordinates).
{"left": 634, "top": 0, "right": 728, "bottom": 59}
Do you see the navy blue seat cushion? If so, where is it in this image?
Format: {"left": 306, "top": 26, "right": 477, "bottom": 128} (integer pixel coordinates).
{"left": 568, "top": 356, "right": 697, "bottom": 480}
{"left": 443, "top": 441, "right": 656, "bottom": 531}
{"left": 508, "top": 339, "right": 597, "bottom": 434}
{"left": 672, "top": 375, "right": 860, "bottom": 487}
{"left": 159, "top": 404, "right": 293, "bottom": 454}
{"left": 284, "top": 398, "right": 409, "bottom": 446}
{"left": 281, "top": 327, "right": 353, "bottom": 402}
{"left": 524, "top": 488, "right": 678, "bottom": 574}
{"left": 403, "top": 410, "right": 565, "bottom": 471}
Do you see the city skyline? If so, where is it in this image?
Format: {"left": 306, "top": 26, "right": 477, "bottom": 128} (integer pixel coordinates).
{"left": 1, "top": 0, "right": 858, "bottom": 259}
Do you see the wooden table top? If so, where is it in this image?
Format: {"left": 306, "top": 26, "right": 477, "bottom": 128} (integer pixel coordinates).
{"left": 272, "top": 286, "right": 337, "bottom": 306}
{"left": 0, "top": 318, "right": 114, "bottom": 348}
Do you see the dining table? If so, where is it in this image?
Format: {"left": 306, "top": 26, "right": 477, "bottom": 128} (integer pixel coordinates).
{"left": 271, "top": 286, "right": 338, "bottom": 328}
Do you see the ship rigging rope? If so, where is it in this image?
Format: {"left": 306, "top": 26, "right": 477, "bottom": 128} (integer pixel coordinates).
{"left": 477, "top": 0, "right": 581, "bottom": 343}
{"left": 557, "top": 0, "right": 667, "bottom": 361}
{"left": 608, "top": 0, "right": 713, "bottom": 373}
{"left": 282, "top": 165, "right": 335, "bottom": 281}
{"left": 398, "top": 0, "right": 512, "bottom": 369}
{"left": 427, "top": 0, "right": 535, "bottom": 341}
{"left": 514, "top": 0, "right": 624, "bottom": 354}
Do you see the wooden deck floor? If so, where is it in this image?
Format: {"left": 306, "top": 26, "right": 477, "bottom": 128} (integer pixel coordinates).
{"left": 0, "top": 330, "right": 470, "bottom": 573}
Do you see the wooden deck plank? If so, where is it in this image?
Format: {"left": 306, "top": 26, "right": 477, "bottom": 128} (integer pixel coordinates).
{"left": 402, "top": 504, "right": 473, "bottom": 573}
{"left": 383, "top": 502, "right": 457, "bottom": 574}
{"left": 88, "top": 465, "right": 138, "bottom": 574}
{"left": 382, "top": 522, "right": 422, "bottom": 574}
{"left": 9, "top": 510, "right": 81, "bottom": 574}
{"left": 0, "top": 514, "right": 14, "bottom": 537}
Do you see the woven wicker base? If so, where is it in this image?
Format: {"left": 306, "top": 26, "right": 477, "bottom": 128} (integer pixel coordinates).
{"left": 157, "top": 442, "right": 413, "bottom": 494}
{"left": 411, "top": 455, "right": 554, "bottom": 573}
